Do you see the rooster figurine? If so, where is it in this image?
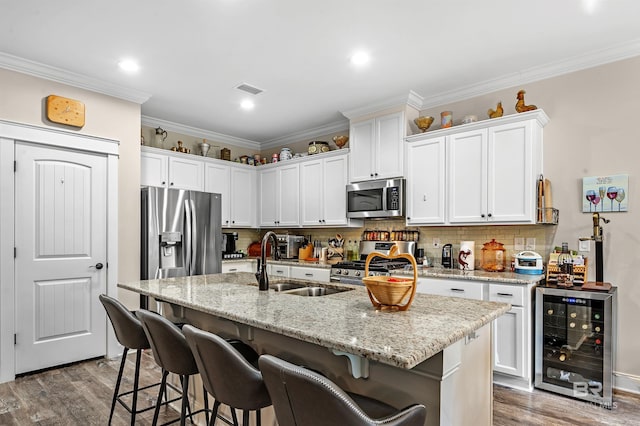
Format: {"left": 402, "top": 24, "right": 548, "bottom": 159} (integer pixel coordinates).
{"left": 487, "top": 101, "right": 503, "bottom": 119}
{"left": 515, "top": 90, "right": 537, "bottom": 113}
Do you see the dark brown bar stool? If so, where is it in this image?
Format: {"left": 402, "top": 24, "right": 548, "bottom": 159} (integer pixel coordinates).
{"left": 136, "top": 309, "right": 209, "bottom": 426}
{"left": 100, "top": 294, "right": 180, "bottom": 425}
{"left": 183, "top": 325, "right": 271, "bottom": 426}
{"left": 259, "top": 354, "right": 427, "bottom": 426}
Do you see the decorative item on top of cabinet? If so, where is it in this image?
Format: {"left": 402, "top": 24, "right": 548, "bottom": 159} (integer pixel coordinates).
{"left": 171, "top": 140, "right": 191, "bottom": 154}
{"left": 440, "top": 111, "right": 453, "bottom": 128}
{"left": 515, "top": 90, "right": 537, "bottom": 113}
{"left": 333, "top": 135, "right": 349, "bottom": 149}
{"left": 414, "top": 116, "right": 434, "bottom": 132}
{"left": 488, "top": 101, "right": 504, "bottom": 118}
{"left": 155, "top": 127, "right": 168, "bottom": 145}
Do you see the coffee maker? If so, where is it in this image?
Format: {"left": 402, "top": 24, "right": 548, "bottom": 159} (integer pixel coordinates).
{"left": 442, "top": 243, "right": 453, "bottom": 268}
{"left": 222, "top": 232, "right": 242, "bottom": 259}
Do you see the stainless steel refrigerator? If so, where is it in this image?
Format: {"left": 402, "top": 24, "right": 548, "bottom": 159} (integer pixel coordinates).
{"left": 141, "top": 187, "right": 222, "bottom": 283}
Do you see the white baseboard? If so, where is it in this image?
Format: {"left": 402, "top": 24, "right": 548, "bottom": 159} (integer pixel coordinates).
{"left": 614, "top": 371, "right": 640, "bottom": 395}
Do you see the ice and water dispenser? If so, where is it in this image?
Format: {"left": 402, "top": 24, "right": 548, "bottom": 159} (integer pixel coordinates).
{"left": 159, "top": 231, "right": 183, "bottom": 270}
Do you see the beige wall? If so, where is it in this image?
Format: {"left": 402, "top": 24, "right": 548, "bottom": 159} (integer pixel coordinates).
{"left": 0, "top": 68, "right": 142, "bottom": 307}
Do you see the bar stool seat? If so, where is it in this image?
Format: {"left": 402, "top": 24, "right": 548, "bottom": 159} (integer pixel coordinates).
{"left": 100, "top": 294, "right": 181, "bottom": 425}
{"left": 259, "top": 354, "right": 427, "bottom": 426}
{"left": 136, "top": 310, "right": 210, "bottom": 426}
{"left": 183, "top": 325, "right": 271, "bottom": 426}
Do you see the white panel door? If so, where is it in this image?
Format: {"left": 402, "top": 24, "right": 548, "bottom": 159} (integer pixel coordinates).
{"left": 278, "top": 164, "right": 300, "bottom": 227}
{"left": 140, "top": 151, "right": 168, "bottom": 187}
{"left": 448, "top": 129, "right": 487, "bottom": 223}
{"left": 15, "top": 143, "right": 107, "bottom": 374}
{"left": 349, "top": 119, "right": 375, "bottom": 182}
{"left": 205, "top": 162, "right": 231, "bottom": 226}
{"left": 493, "top": 306, "right": 526, "bottom": 377}
{"left": 230, "top": 167, "right": 256, "bottom": 227}
{"left": 300, "top": 159, "right": 323, "bottom": 226}
{"left": 322, "top": 155, "right": 349, "bottom": 226}
{"left": 259, "top": 168, "right": 279, "bottom": 226}
{"left": 375, "top": 111, "right": 404, "bottom": 179}
{"left": 406, "top": 136, "right": 446, "bottom": 224}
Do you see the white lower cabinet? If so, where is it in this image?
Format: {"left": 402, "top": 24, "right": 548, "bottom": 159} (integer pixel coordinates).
{"left": 267, "top": 264, "right": 290, "bottom": 278}
{"left": 221, "top": 261, "right": 255, "bottom": 273}
{"left": 416, "top": 277, "right": 535, "bottom": 390}
{"left": 290, "top": 266, "right": 330, "bottom": 282}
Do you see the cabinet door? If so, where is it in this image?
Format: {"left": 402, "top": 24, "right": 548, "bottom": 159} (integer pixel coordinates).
{"left": 205, "top": 163, "right": 231, "bottom": 226}
{"left": 406, "top": 136, "right": 446, "bottom": 224}
{"left": 259, "top": 168, "right": 279, "bottom": 226}
{"left": 448, "top": 129, "right": 488, "bottom": 223}
{"left": 278, "top": 163, "right": 300, "bottom": 227}
{"left": 375, "top": 111, "right": 404, "bottom": 179}
{"left": 349, "top": 119, "right": 375, "bottom": 182}
{"left": 141, "top": 151, "right": 168, "bottom": 187}
{"left": 322, "top": 155, "right": 348, "bottom": 226}
{"left": 493, "top": 306, "right": 526, "bottom": 378}
{"left": 168, "top": 156, "right": 204, "bottom": 191}
{"left": 488, "top": 120, "right": 535, "bottom": 222}
{"left": 230, "top": 167, "right": 256, "bottom": 227}
{"left": 300, "top": 159, "right": 324, "bottom": 226}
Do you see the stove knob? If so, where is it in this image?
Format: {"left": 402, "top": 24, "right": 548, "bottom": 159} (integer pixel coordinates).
{"left": 343, "top": 270, "right": 350, "bottom": 275}
{"left": 334, "top": 269, "right": 341, "bottom": 275}
{"left": 354, "top": 271, "right": 361, "bottom": 277}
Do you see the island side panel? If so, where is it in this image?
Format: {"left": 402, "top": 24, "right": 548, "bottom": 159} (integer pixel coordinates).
{"left": 169, "top": 303, "right": 493, "bottom": 426}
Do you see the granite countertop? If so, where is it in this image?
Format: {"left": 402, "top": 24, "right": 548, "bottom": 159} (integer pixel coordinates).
{"left": 119, "top": 272, "right": 510, "bottom": 369}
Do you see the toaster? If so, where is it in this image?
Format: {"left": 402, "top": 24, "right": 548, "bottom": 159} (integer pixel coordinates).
{"left": 514, "top": 251, "right": 544, "bottom": 274}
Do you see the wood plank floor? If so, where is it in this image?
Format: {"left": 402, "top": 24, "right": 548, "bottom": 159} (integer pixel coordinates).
{"left": 0, "top": 351, "right": 638, "bottom": 425}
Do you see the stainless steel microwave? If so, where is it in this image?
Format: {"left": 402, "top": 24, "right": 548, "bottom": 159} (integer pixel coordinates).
{"left": 346, "top": 178, "right": 405, "bottom": 219}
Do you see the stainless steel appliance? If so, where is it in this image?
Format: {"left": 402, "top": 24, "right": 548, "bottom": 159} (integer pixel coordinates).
{"left": 535, "top": 286, "right": 617, "bottom": 408}
{"left": 330, "top": 241, "right": 416, "bottom": 285}
{"left": 141, "top": 187, "right": 222, "bottom": 280}
{"left": 222, "top": 232, "right": 243, "bottom": 259}
{"left": 441, "top": 243, "right": 453, "bottom": 268}
{"left": 276, "top": 234, "right": 305, "bottom": 259}
{"left": 346, "top": 178, "right": 405, "bottom": 219}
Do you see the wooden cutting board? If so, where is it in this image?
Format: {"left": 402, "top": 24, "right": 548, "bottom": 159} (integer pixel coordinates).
{"left": 544, "top": 179, "right": 553, "bottom": 222}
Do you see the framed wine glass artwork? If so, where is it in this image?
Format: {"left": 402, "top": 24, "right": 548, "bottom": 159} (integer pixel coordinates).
{"left": 582, "top": 174, "right": 628, "bottom": 213}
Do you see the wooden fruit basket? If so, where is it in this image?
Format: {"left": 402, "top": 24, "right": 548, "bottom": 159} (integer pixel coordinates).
{"left": 363, "top": 246, "right": 418, "bottom": 311}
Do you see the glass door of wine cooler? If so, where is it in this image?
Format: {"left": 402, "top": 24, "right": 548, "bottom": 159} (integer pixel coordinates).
{"left": 535, "top": 286, "right": 617, "bottom": 407}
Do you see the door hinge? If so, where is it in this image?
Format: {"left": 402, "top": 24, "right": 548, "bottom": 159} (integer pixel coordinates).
{"left": 14, "top": 334, "right": 17, "bottom": 345}
{"left": 14, "top": 247, "right": 16, "bottom": 258}
{"left": 14, "top": 161, "right": 16, "bottom": 172}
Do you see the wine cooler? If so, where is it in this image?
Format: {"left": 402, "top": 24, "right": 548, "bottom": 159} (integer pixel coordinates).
{"left": 535, "top": 286, "right": 617, "bottom": 407}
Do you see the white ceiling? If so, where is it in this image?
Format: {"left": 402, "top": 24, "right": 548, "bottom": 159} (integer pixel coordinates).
{"left": 2, "top": 0, "right": 640, "bottom": 147}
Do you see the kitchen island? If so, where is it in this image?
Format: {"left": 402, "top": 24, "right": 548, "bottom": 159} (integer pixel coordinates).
{"left": 119, "top": 272, "right": 510, "bottom": 426}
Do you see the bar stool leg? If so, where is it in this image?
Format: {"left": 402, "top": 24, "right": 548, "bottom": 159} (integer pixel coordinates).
{"left": 242, "top": 409, "right": 249, "bottom": 426}
{"left": 152, "top": 370, "right": 169, "bottom": 426}
{"left": 203, "top": 384, "right": 210, "bottom": 425}
{"left": 231, "top": 408, "right": 238, "bottom": 426}
{"left": 210, "top": 400, "right": 221, "bottom": 426}
{"left": 108, "top": 347, "right": 128, "bottom": 425}
{"left": 130, "top": 349, "right": 142, "bottom": 426}
{"left": 180, "top": 375, "right": 189, "bottom": 426}
{"left": 256, "top": 409, "right": 261, "bottom": 426}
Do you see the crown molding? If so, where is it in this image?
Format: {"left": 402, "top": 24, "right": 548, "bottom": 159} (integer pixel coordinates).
{"left": 0, "top": 52, "right": 151, "bottom": 104}
{"left": 141, "top": 115, "right": 261, "bottom": 149}
{"left": 419, "top": 38, "right": 640, "bottom": 109}
{"left": 260, "top": 119, "right": 350, "bottom": 150}
{"left": 340, "top": 91, "right": 423, "bottom": 120}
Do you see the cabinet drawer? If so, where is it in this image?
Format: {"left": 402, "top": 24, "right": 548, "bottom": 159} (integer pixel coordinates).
{"left": 488, "top": 284, "right": 526, "bottom": 306}
{"left": 290, "top": 267, "right": 330, "bottom": 282}
{"left": 221, "top": 261, "right": 254, "bottom": 273}
{"left": 267, "top": 264, "right": 290, "bottom": 277}
{"left": 417, "top": 278, "right": 484, "bottom": 300}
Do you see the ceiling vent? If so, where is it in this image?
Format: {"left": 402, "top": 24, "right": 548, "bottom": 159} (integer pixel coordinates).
{"left": 235, "top": 83, "right": 264, "bottom": 95}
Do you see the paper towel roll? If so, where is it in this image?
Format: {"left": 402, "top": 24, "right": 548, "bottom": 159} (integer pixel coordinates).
{"left": 459, "top": 241, "right": 475, "bottom": 270}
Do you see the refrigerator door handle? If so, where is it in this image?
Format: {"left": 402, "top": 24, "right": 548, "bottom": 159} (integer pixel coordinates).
{"left": 189, "top": 198, "right": 198, "bottom": 274}
{"left": 184, "top": 198, "right": 193, "bottom": 276}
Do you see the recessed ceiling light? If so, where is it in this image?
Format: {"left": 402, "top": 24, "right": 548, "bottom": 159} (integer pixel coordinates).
{"left": 350, "top": 51, "right": 370, "bottom": 66}
{"left": 582, "top": 0, "right": 600, "bottom": 14}
{"left": 240, "top": 99, "right": 255, "bottom": 110}
{"left": 118, "top": 59, "right": 139, "bottom": 72}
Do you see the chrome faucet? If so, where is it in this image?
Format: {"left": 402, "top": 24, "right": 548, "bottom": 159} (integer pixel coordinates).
{"left": 256, "top": 231, "right": 280, "bottom": 290}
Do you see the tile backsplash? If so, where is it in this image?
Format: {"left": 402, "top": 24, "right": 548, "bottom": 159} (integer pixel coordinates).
{"left": 239, "top": 219, "right": 558, "bottom": 269}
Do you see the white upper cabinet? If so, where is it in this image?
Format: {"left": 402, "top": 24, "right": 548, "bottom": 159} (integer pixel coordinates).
{"left": 300, "top": 152, "right": 349, "bottom": 226}
{"left": 349, "top": 111, "right": 404, "bottom": 182}
{"left": 446, "top": 110, "right": 547, "bottom": 224}
{"left": 204, "top": 161, "right": 256, "bottom": 228}
{"left": 141, "top": 147, "right": 204, "bottom": 191}
{"left": 405, "top": 136, "right": 446, "bottom": 224}
{"left": 259, "top": 163, "right": 300, "bottom": 227}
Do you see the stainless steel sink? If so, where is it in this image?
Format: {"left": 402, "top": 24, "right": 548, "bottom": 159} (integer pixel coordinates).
{"left": 280, "top": 286, "right": 351, "bottom": 297}
{"left": 271, "top": 283, "right": 306, "bottom": 292}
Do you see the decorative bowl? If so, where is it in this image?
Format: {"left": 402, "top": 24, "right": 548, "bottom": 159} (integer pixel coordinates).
{"left": 333, "top": 135, "right": 349, "bottom": 149}
{"left": 414, "top": 116, "right": 434, "bottom": 132}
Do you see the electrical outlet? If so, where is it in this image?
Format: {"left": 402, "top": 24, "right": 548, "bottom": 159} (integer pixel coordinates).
{"left": 514, "top": 237, "right": 525, "bottom": 251}
{"left": 432, "top": 238, "right": 441, "bottom": 248}
{"left": 525, "top": 238, "right": 536, "bottom": 251}
{"left": 579, "top": 239, "right": 590, "bottom": 252}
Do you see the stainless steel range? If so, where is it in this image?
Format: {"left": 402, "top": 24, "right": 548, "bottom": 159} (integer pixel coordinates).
{"left": 330, "top": 241, "right": 416, "bottom": 285}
